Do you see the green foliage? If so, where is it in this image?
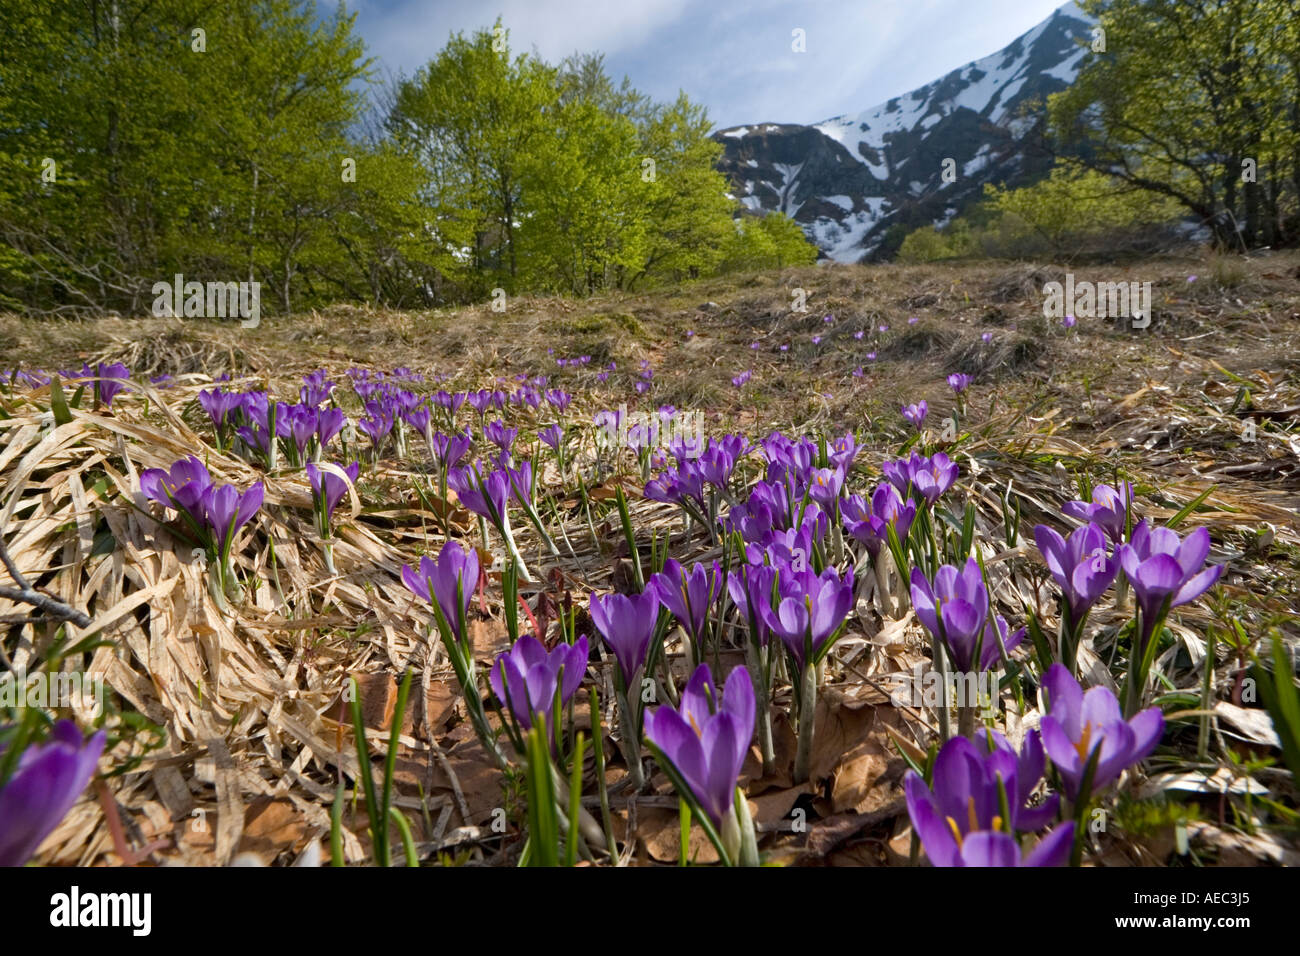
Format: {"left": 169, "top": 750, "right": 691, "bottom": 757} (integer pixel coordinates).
{"left": 897, "top": 161, "right": 1182, "bottom": 260}
{"left": 897, "top": 219, "right": 978, "bottom": 263}
{"left": 1049, "top": 0, "right": 1300, "bottom": 249}
{"left": 719, "top": 212, "right": 820, "bottom": 272}
{"left": 1252, "top": 632, "right": 1300, "bottom": 782}
{"left": 980, "top": 164, "right": 1181, "bottom": 250}
{"left": 0, "top": 0, "right": 407, "bottom": 315}
{"left": 0, "top": 9, "right": 809, "bottom": 314}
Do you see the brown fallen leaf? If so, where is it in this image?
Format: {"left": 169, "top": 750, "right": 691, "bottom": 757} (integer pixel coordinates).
{"left": 322, "top": 671, "right": 397, "bottom": 731}
{"left": 636, "top": 805, "right": 719, "bottom": 865}
{"left": 236, "top": 797, "right": 310, "bottom": 865}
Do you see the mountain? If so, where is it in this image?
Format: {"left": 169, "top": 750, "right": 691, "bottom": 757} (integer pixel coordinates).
{"left": 713, "top": 2, "right": 1095, "bottom": 263}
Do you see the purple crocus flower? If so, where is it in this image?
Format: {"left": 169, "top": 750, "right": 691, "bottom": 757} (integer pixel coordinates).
{"left": 305, "top": 461, "right": 360, "bottom": 522}
{"left": 1034, "top": 522, "right": 1118, "bottom": 623}
{"left": 358, "top": 407, "right": 394, "bottom": 449}
{"left": 589, "top": 590, "right": 661, "bottom": 685}
{"left": 947, "top": 373, "right": 972, "bottom": 394}
{"left": 506, "top": 459, "right": 535, "bottom": 506}
{"left": 758, "top": 566, "right": 855, "bottom": 670}
{"left": 433, "top": 390, "right": 467, "bottom": 416}
{"left": 431, "top": 430, "right": 471, "bottom": 471}
{"left": 981, "top": 332, "right": 993, "bottom": 343}
{"left": 883, "top": 451, "right": 959, "bottom": 505}
{"left": 842, "top": 483, "right": 916, "bottom": 558}
{"left": 1062, "top": 314, "right": 1077, "bottom": 329}
{"left": 0, "top": 721, "right": 106, "bottom": 867}
{"left": 627, "top": 418, "right": 659, "bottom": 455}
{"left": 807, "top": 466, "right": 844, "bottom": 509}
{"left": 902, "top": 401, "right": 928, "bottom": 430}
{"left": 544, "top": 390, "right": 572, "bottom": 414}
{"left": 484, "top": 419, "right": 517, "bottom": 453}
{"left": 911, "top": 559, "right": 1022, "bottom": 672}
{"left": 204, "top": 481, "right": 264, "bottom": 554}
{"left": 198, "top": 388, "right": 240, "bottom": 431}
{"left": 905, "top": 730, "right": 1063, "bottom": 867}
{"left": 82, "top": 362, "right": 130, "bottom": 408}
{"left": 904, "top": 738, "right": 1076, "bottom": 868}
{"left": 1040, "top": 663, "right": 1164, "bottom": 800}
{"left": 696, "top": 439, "right": 738, "bottom": 489}
{"left": 1061, "top": 482, "right": 1134, "bottom": 543}
{"left": 828, "top": 433, "right": 857, "bottom": 471}
{"left": 447, "top": 465, "right": 509, "bottom": 522}
{"left": 300, "top": 369, "right": 336, "bottom": 406}
{"left": 316, "top": 407, "right": 347, "bottom": 448}
{"left": 140, "top": 456, "right": 213, "bottom": 527}
{"left": 539, "top": 424, "right": 563, "bottom": 450}
{"left": 404, "top": 404, "right": 432, "bottom": 436}
{"left": 402, "top": 540, "right": 480, "bottom": 638}
{"left": 650, "top": 559, "right": 721, "bottom": 643}
{"left": 489, "top": 636, "right": 589, "bottom": 732}
{"left": 644, "top": 663, "right": 755, "bottom": 826}
{"left": 282, "top": 403, "right": 319, "bottom": 459}
{"left": 853, "top": 330, "right": 864, "bottom": 340}
{"left": 1116, "top": 521, "right": 1225, "bottom": 644}
{"left": 727, "top": 562, "right": 776, "bottom": 646}
{"left": 732, "top": 370, "right": 752, "bottom": 388}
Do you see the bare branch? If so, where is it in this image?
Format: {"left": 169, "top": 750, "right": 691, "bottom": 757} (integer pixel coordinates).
{"left": 0, "top": 538, "right": 93, "bottom": 629}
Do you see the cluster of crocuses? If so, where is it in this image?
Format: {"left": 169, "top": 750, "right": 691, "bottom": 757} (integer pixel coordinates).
{"left": 198, "top": 383, "right": 345, "bottom": 468}
{"left": 447, "top": 452, "right": 559, "bottom": 580}
{"left": 905, "top": 665, "right": 1164, "bottom": 867}
{"left": 1034, "top": 481, "right": 1225, "bottom": 715}
{"left": 643, "top": 433, "right": 748, "bottom": 534}
{"left": 1, "top": 362, "right": 133, "bottom": 408}
{"left": 139, "top": 456, "right": 264, "bottom": 599}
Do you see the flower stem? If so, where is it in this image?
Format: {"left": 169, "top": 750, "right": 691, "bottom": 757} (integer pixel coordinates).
{"left": 793, "top": 662, "right": 818, "bottom": 785}
{"left": 614, "top": 682, "right": 645, "bottom": 791}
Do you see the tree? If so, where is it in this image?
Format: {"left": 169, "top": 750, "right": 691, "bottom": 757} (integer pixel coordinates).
{"left": 1049, "top": 0, "right": 1299, "bottom": 248}
{"left": 0, "top": 0, "right": 381, "bottom": 315}
{"left": 389, "top": 21, "right": 558, "bottom": 293}
{"left": 630, "top": 94, "right": 736, "bottom": 287}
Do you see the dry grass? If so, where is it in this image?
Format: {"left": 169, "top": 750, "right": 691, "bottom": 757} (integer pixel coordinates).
{"left": 2, "top": 249, "right": 1298, "bottom": 866}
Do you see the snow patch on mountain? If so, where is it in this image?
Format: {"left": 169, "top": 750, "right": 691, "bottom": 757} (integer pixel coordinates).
{"left": 713, "top": 2, "right": 1096, "bottom": 263}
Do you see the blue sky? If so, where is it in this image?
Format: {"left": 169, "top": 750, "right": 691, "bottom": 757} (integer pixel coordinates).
{"left": 342, "top": 0, "right": 1073, "bottom": 129}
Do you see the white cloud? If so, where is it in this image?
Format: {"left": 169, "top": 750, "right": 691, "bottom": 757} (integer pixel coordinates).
{"left": 351, "top": 0, "right": 1075, "bottom": 128}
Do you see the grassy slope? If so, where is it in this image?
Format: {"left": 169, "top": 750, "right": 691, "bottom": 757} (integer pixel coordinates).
{"left": 3, "top": 251, "right": 1298, "bottom": 866}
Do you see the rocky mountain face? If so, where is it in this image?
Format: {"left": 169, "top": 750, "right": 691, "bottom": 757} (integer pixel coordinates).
{"left": 713, "top": 2, "right": 1095, "bottom": 263}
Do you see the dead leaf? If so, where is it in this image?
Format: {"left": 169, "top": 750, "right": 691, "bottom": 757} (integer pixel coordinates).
{"left": 636, "top": 805, "right": 719, "bottom": 864}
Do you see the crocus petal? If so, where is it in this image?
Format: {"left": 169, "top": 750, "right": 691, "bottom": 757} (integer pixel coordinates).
{"left": 905, "top": 772, "right": 960, "bottom": 868}
{"left": 1171, "top": 563, "right": 1224, "bottom": 608}
{"left": 1042, "top": 663, "right": 1083, "bottom": 739}
{"left": 1021, "top": 822, "right": 1075, "bottom": 867}
{"left": 959, "top": 830, "right": 1020, "bottom": 867}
